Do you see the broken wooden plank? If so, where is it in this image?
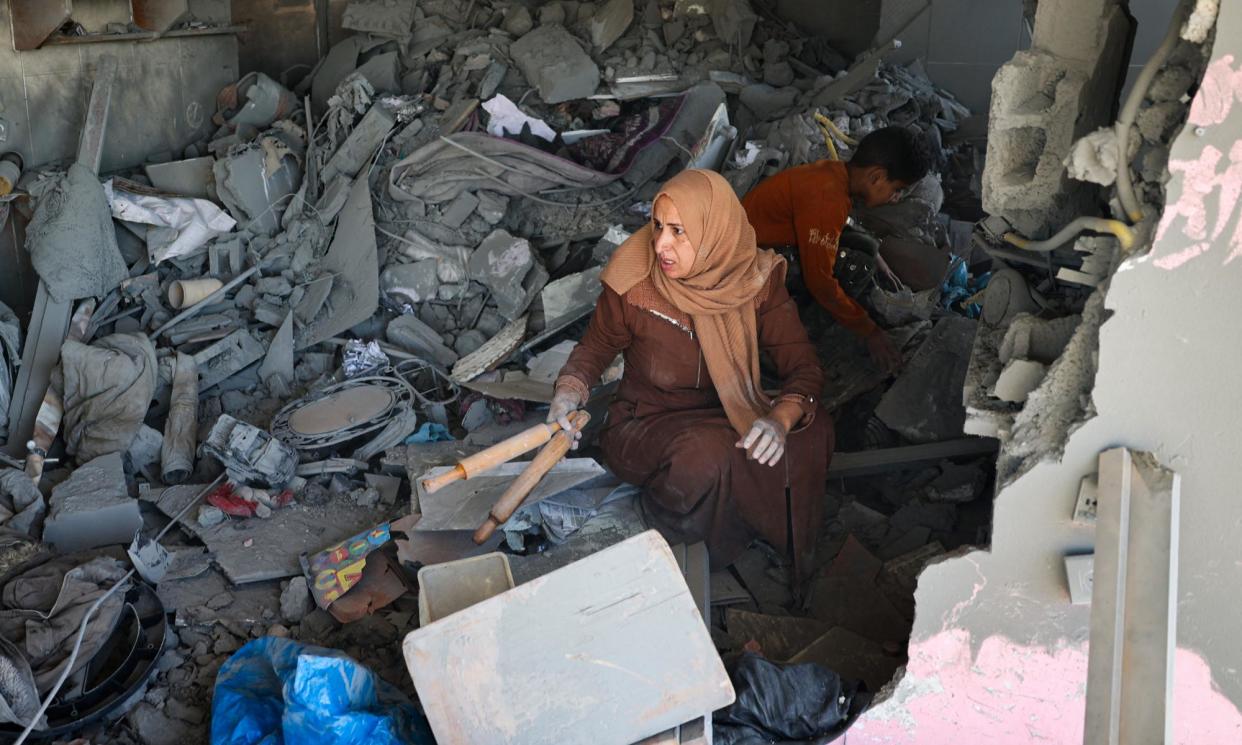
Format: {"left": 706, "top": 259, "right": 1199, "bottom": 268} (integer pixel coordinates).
{"left": 403, "top": 531, "right": 734, "bottom": 745}
{"left": 827, "top": 437, "right": 999, "bottom": 478}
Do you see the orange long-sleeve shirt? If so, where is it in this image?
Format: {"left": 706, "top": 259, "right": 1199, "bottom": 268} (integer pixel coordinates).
{"left": 742, "top": 160, "right": 878, "bottom": 338}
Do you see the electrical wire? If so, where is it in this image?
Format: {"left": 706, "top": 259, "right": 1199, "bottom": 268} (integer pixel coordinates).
{"left": 1002, "top": 216, "right": 1136, "bottom": 253}
{"left": 12, "top": 475, "right": 224, "bottom": 744}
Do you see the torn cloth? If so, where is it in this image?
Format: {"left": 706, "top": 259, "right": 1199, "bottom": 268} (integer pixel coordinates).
{"left": 0, "top": 470, "right": 45, "bottom": 538}
{"left": 104, "top": 178, "right": 236, "bottom": 263}
{"left": 387, "top": 132, "right": 619, "bottom": 205}
{"left": 57, "top": 333, "right": 158, "bottom": 463}
{"left": 0, "top": 556, "right": 131, "bottom": 695}
{"left": 25, "top": 163, "right": 128, "bottom": 303}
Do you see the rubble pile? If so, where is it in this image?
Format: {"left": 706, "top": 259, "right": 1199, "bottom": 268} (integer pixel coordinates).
{"left": 0, "top": 0, "right": 999, "bottom": 742}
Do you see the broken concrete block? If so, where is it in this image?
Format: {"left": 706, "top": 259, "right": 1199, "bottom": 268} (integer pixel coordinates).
{"left": 875, "top": 316, "right": 977, "bottom": 443}
{"left": 502, "top": 4, "right": 534, "bottom": 35}
{"left": 44, "top": 453, "right": 140, "bottom": 552}
{"left": 510, "top": 25, "right": 601, "bottom": 104}
{"left": 998, "top": 312, "right": 1080, "bottom": 365}
{"left": 193, "top": 329, "right": 267, "bottom": 391}
{"left": 439, "top": 191, "right": 480, "bottom": 229}
{"left": 589, "top": 0, "right": 633, "bottom": 51}
{"left": 381, "top": 260, "right": 441, "bottom": 305}
{"left": 343, "top": 0, "right": 416, "bottom": 37}
{"left": 468, "top": 230, "right": 549, "bottom": 321}
{"left": 454, "top": 330, "right": 488, "bottom": 358}
{"left": 387, "top": 315, "right": 460, "bottom": 368}
{"left": 739, "top": 83, "right": 798, "bottom": 121}
{"left": 475, "top": 191, "right": 509, "bottom": 224}
{"left": 281, "top": 576, "right": 314, "bottom": 623}
{"left": 198, "top": 505, "right": 225, "bottom": 528}
{"left": 402, "top": 531, "right": 733, "bottom": 744}
{"left": 322, "top": 104, "right": 398, "bottom": 184}
{"left": 994, "top": 358, "right": 1049, "bottom": 403}
{"left": 709, "top": 0, "right": 758, "bottom": 49}
{"left": 540, "top": 2, "right": 566, "bottom": 25}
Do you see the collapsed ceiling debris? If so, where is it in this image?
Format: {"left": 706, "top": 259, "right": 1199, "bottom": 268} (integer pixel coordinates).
{"left": 0, "top": 0, "right": 1222, "bottom": 742}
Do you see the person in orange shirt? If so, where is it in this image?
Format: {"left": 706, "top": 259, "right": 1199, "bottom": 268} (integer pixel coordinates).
{"left": 742, "top": 126, "right": 934, "bottom": 373}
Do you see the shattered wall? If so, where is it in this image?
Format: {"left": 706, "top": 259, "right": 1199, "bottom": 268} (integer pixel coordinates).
{"left": 846, "top": 2, "right": 1242, "bottom": 741}
{"left": 0, "top": 0, "right": 238, "bottom": 172}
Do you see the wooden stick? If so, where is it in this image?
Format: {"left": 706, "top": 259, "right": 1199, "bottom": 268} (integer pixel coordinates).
{"left": 421, "top": 418, "right": 570, "bottom": 494}
{"left": 473, "top": 411, "right": 590, "bottom": 545}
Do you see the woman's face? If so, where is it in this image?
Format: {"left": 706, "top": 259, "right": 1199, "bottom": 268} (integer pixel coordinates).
{"left": 652, "top": 196, "right": 697, "bottom": 280}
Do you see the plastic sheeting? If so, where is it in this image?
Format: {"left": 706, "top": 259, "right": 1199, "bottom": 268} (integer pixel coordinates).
{"left": 713, "top": 653, "right": 869, "bottom": 745}
{"left": 104, "top": 179, "right": 236, "bottom": 263}
{"left": 211, "top": 638, "right": 433, "bottom": 745}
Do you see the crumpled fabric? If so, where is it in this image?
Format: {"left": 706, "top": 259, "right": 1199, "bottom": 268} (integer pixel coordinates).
{"left": 25, "top": 163, "right": 128, "bottom": 303}
{"left": 0, "top": 633, "right": 43, "bottom": 729}
{"left": 0, "top": 300, "right": 21, "bottom": 440}
{"left": 104, "top": 178, "right": 236, "bottom": 263}
{"left": 0, "top": 555, "right": 131, "bottom": 695}
{"left": 388, "top": 132, "right": 619, "bottom": 205}
{"left": 713, "top": 653, "right": 869, "bottom": 745}
{"left": 0, "top": 470, "right": 45, "bottom": 538}
{"left": 57, "top": 332, "right": 158, "bottom": 463}
{"left": 211, "top": 637, "right": 433, "bottom": 745}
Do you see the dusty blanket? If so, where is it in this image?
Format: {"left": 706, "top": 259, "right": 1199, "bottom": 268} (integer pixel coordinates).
{"left": 58, "top": 333, "right": 158, "bottom": 463}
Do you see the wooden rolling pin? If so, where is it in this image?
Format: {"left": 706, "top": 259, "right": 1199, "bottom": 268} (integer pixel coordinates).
{"left": 472, "top": 411, "right": 590, "bottom": 545}
{"left": 420, "top": 415, "right": 580, "bottom": 494}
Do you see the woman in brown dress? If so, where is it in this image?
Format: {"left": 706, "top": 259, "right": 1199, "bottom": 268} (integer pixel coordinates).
{"left": 549, "top": 169, "right": 833, "bottom": 578}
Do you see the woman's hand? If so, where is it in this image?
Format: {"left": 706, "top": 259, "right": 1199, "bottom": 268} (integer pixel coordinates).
{"left": 737, "top": 417, "right": 788, "bottom": 466}
{"left": 547, "top": 388, "right": 585, "bottom": 450}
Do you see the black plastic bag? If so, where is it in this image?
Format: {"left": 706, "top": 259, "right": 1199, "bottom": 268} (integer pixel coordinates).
{"left": 714, "top": 652, "right": 871, "bottom": 745}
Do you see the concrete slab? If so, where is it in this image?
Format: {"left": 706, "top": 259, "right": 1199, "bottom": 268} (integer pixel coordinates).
{"left": 875, "top": 315, "right": 977, "bottom": 443}
{"left": 144, "top": 485, "right": 387, "bottom": 584}
{"left": 44, "top": 452, "right": 140, "bottom": 552}
{"left": 402, "top": 530, "right": 734, "bottom": 745}
{"left": 509, "top": 24, "right": 601, "bottom": 104}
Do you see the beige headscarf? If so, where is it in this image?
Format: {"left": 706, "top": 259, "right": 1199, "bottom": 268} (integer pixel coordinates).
{"left": 601, "top": 169, "right": 785, "bottom": 436}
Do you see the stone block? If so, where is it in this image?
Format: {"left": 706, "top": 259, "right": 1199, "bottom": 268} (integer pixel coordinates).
{"left": 387, "top": 315, "right": 459, "bottom": 367}
{"left": 875, "top": 316, "right": 977, "bottom": 443}
{"left": 381, "top": 260, "right": 440, "bottom": 305}
{"left": 468, "top": 230, "right": 548, "bottom": 321}
{"left": 510, "top": 25, "right": 600, "bottom": 104}
{"left": 589, "top": 0, "right": 633, "bottom": 51}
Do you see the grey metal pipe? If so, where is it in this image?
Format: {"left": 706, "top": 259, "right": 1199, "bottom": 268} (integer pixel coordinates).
{"left": 160, "top": 351, "right": 198, "bottom": 484}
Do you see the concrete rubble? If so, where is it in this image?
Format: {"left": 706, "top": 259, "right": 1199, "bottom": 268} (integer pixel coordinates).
{"left": 0, "top": 0, "right": 1215, "bottom": 741}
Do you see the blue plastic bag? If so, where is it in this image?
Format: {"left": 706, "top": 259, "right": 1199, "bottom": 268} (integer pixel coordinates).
{"left": 211, "top": 637, "right": 433, "bottom": 745}
{"left": 404, "top": 422, "right": 454, "bottom": 444}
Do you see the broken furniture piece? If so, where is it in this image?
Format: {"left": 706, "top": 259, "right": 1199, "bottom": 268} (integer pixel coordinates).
{"left": 403, "top": 530, "right": 734, "bottom": 744}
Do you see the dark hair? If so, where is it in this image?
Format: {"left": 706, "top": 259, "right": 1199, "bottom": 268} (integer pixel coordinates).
{"left": 849, "top": 126, "right": 934, "bottom": 185}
